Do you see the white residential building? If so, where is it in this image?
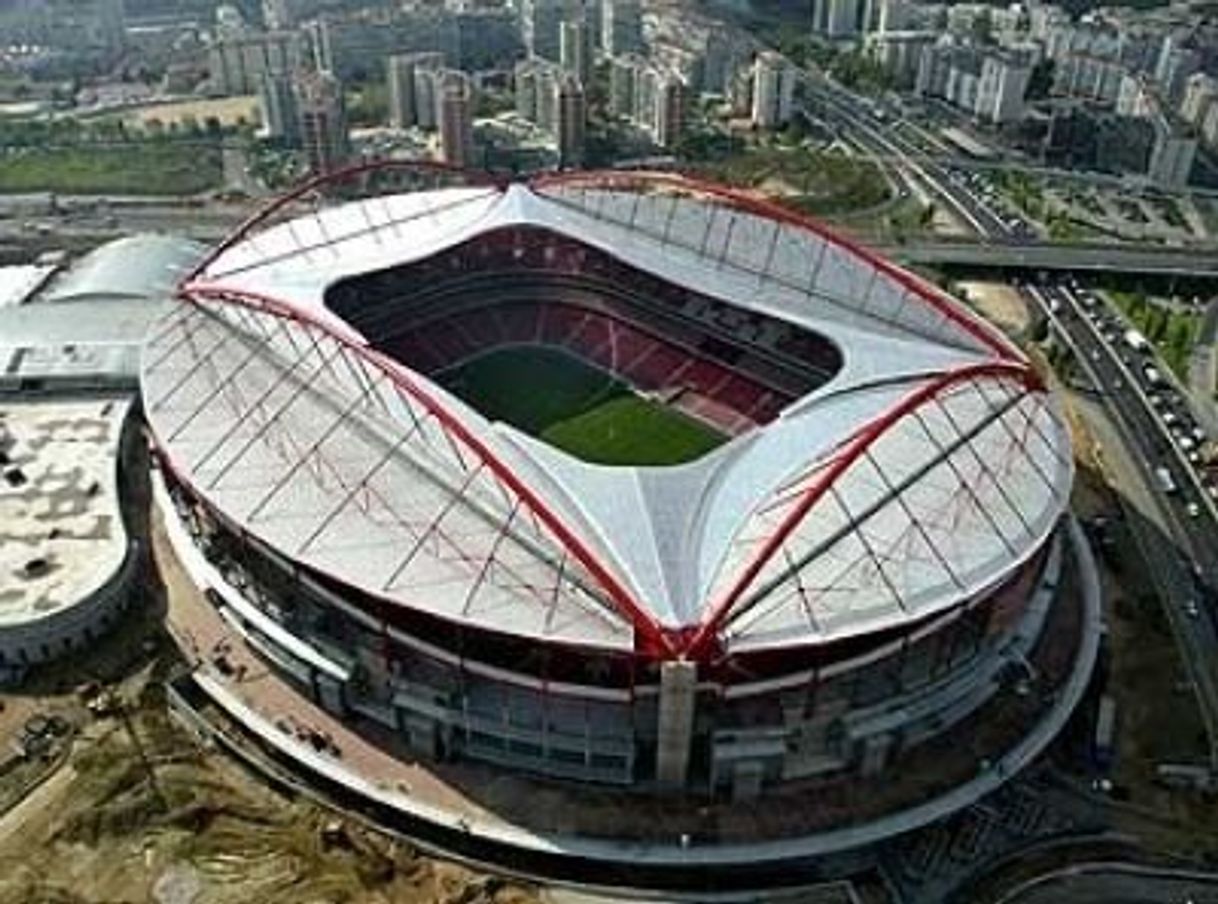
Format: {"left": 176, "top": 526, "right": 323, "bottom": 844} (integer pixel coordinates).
{"left": 387, "top": 52, "right": 445, "bottom": 130}
{"left": 751, "top": 51, "right": 795, "bottom": 129}
{"left": 601, "top": 0, "right": 643, "bottom": 56}
{"left": 974, "top": 54, "right": 1031, "bottom": 125}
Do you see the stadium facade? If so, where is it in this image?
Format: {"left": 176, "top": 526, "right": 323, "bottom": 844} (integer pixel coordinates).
{"left": 144, "top": 165, "right": 1087, "bottom": 836}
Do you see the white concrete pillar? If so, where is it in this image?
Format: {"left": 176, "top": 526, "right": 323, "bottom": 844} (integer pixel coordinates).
{"left": 655, "top": 660, "right": 697, "bottom": 786}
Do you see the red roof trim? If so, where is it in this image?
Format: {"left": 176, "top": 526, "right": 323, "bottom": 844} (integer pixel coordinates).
{"left": 176, "top": 281, "right": 678, "bottom": 657}
{"left": 529, "top": 169, "right": 1020, "bottom": 361}
{"left": 682, "top": 359, "right": 1041, "bottom": 661}
{"left": 185, "top": 159, "right": 503, "bottom": 286}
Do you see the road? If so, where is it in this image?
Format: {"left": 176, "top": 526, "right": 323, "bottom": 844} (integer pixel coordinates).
{"left": 796, "top": 71, "right": 1218, "bottom": 279}
{"left": 795, "top": 65, "right": 1218, "bottom": 765}
{"left": 996, "top": 863, "right": 1218, "bottom": 903}
{"left": 797, "top": 74, "right": 1015, "bottom": 239}
{"left": 1026, "top": 280, "right": 1218, "bottom": 764}
{"left": 876, "top": 241, "right": 1218, "bottom": 279}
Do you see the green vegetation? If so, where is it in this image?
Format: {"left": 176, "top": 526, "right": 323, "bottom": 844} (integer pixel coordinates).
{"left": 440, "top": 346, "right": 725, "bottom": 466}
{"left": 696, "top": 146, "right": 890, "bottom": 217}
{"left": 993, "top": 171, "right": 1046, "bottom": 220}
{"left": 0, "top": 140, "right": 222, "bottom": 195}
{"left": 1045, "top": 212, "right": 1091, "bottom": 242}
{"left": 1109, "top": 289, "right": 1199, "bottom": 379}
{"left": 346, "top": 81, "right": 388, "bottom": 127}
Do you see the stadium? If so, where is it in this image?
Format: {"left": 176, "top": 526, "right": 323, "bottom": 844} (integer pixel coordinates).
{"left": 144, "top": 163, "right": 1097, "bottom": 876}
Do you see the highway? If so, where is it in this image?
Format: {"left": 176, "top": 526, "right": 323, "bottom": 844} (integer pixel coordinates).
{"left": 1026, "top": 278, "right": 1218, "bottom": 764}
{"left": 994, "top": 862, "right": 1218, "bottom": 903}
{"left": 877, "top": 241, "right": 1218, "bottom": 279}
{"left": 795, "top": 65, "right": 1218, "bottom": 767}
{"left": 797, "top": 71, "right": 1218, "bottom": 280}
{"left": 797, "top": 73, "right": 1016, "bottom": 239}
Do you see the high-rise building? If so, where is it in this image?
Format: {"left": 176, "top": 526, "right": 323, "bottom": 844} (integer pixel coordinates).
{"left": 609, "top": 54, "right": 643, "bottom": 118}
{"left": 1148, "top": 123, "right": 1197, "bottom": 188}
{"left": 560, "top": 19, "right": 590, "bottom": 85}
{"left": 865, "top": 30, "right": 935, "bottom": 88}
{"left": 439, "top": 73, "right": 476, "bottom": 168}
{"left": 262, "top": 0, "right": 297, "bottom": 30}
{"left": 974, "top": 53, "right": 1031, "bottom": 125}
{"left": 258, "top": 70, "right": 299, "bottom": 144}
{"left": 216, "top": 3, "right": 247, "bottom": 37}
{"left": 1203, "top": 103, "right": 1218, "bottom": 151}
{"left": 813, "top": 0, "right": 860, "bottom": 38}
{"left": 387, "top": 52, "right": 446, "bottom": 130}
{"left": 516, "top": 58, "right": 564, "bottom": 134}
{"left": 751, "top": 51, "right": 795, "bottom": 129}
{"left": 1154, "top": 33, "right": 1200, "bottom": 105}
{"left": 387, "top": 54, "right": 417, "bottom": 131}
{"left": 609, "top": 56, "right": 686, "bottom": 149}
{"left": 304, "top": 17, "right": 334, "bottom": 74}
{"left": 296, "top": 70, "right": 349, "bottom": 176}
{"left": 208, "top": 30, "right": 304, "bottom": 96}
{"left": 601, "top": 0, "right": 643, "bottom": 56}
{"left": 876, "top": 0, "right": 912, "bottom": 33}
{"left": 700, "top": 30, "right": 746, "bottom": 97}
{"left": 521, "top": 0, "right": 572, "bottom": 61}
{"left": 1181, "top": 73, "right": 1218, "bottom": 128}
{"left": 1116, "top": 73, "right": 1155, "bottom": 119}
{"left": 651, "top": 72, "right": 686, "bottom": 149}
{"left": 557, "top": 75, "right": 586, "bottom": 169}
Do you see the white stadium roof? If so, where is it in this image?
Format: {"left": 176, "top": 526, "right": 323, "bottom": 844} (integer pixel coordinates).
{"left": 142, "top": 172, "right": 1072, "bottom": 659}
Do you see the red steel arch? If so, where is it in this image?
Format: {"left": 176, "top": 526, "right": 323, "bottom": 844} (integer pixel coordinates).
{"left": 178, "top": 165, "right": 1049, "bottom": 663}
{"left": 175, "top": 280, "right": 679, "bottom": 658}
{"left": 186, "top": 159, "right": 505, "bottom": 285}
{"left": 681, "top": 357, "right": 1043, "bottom": 661}
{"left": 529, "top": 169, "right": 1020, "bottom": 362}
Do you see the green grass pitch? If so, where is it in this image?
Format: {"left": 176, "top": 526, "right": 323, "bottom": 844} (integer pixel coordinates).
{"left": 439, "top": 346, "right": 726, "bottom": 466}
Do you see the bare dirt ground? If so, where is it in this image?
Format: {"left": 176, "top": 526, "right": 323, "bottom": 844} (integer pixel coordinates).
{"left": 0, "top": 680, "right": 540, "bottom": 904}
{"left": 0, "top": 523, "right": 538, "bottom": 904}
{"left": 957, "top": 281, "right": 1032, "bottom": 337}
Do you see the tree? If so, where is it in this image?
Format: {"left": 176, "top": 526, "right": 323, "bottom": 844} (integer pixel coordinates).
{"left": 1126, "top": 291, "right": 1148, "bottom": 322}
{"left": 1146, "top": 304, "right": 1168, "bottom": 343}
{"left": 1169, "top": 313, "right": 1195, "bottom": 357}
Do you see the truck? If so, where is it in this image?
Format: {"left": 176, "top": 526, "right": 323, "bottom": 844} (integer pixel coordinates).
{"left": 1123, "top": 329, "right": 1149, "bottom": 352}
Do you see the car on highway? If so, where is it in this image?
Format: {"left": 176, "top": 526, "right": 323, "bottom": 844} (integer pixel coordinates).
{"left": 1183, "top": 598, "right": 1201, "bottom": 618}
{"left": 1123, "top": 329, "right": 1149, "bottom": 352}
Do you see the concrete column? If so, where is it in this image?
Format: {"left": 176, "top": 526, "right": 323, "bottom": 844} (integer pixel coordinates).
{"left": 655, "top": 660, "right": 697, "bottom": 787}
{"left": 859, "top": 732, "right": 894, "bottom": 777}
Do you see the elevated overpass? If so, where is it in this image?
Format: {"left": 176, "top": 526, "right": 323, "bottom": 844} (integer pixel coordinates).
{"left": 874, "top": 240, "right": 1218, "bottom": 279}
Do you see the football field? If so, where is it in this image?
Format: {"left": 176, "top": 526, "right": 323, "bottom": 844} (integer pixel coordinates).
{"left": 439, "top": 346, "right": 725, "bottom": 466}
